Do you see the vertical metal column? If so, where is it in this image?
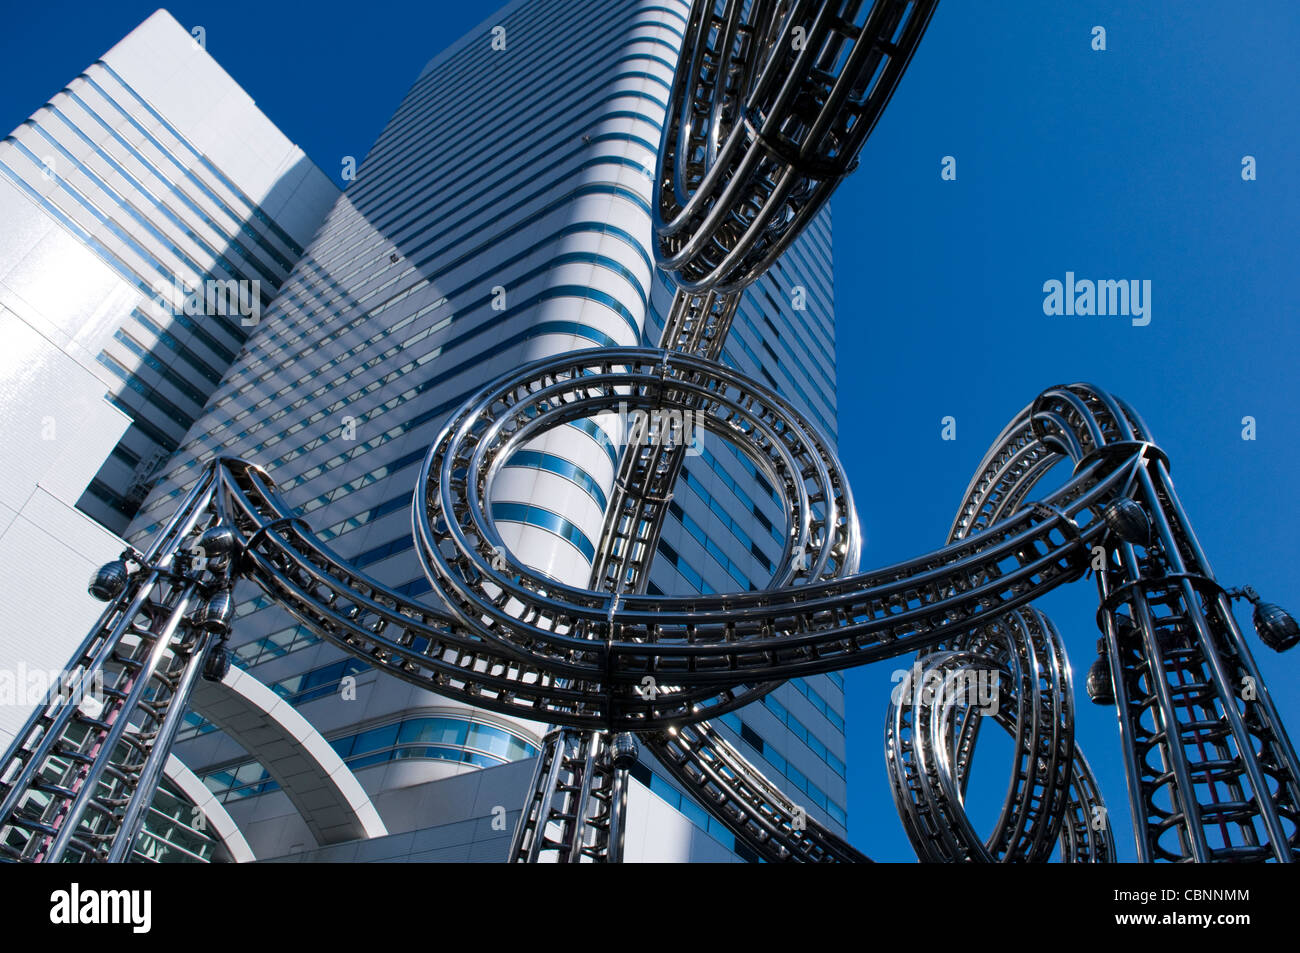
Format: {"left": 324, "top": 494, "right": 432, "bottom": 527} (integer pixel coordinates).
{"left": 0, "top": 465, "right": 237, "bottom": 862}
{"left": 1093, "top": 454, "right": 1299, "bottom": 861}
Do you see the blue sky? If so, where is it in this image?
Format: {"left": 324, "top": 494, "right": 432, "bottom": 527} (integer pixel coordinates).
{"left": 2, "top": 1, "right": 1296, "bottom": 862}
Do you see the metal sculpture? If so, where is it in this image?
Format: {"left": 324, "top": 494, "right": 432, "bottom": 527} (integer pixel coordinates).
{"left": 2, "top": 0, "right": 1296, "bottom": 865}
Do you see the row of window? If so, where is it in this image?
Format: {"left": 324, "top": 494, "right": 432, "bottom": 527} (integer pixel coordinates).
{"left": 104, "top": 394, "right": 178, "bottom": 455}
{"left": 785, "top": 677, "right": 846, "bottom": 733}
{"left": 39, "top": 96, "right": 286, "bottom": 288}
{"left": 205, "top": 71, "right": 660, "bottom": 374}
{"left": 751, "top": 273, "right": 835, "bottom": 375}
{"left": 739, "top": 292, "right": 837, "bottom": 419}
{"left": 722, "top": 321, "right": 836, "bottom": 440}
{"left": 183, "top": 213, "right": 648, "bottom": 482}
{"left": 113, "top": 328, "right": 209, "bottom": 407}
{"left": 316, "top": 146, "right": 657, "bottom": 323}
{"left": 491, "top": 501, "right": 597, "bottom": 563}
{"left": 91, "top": 60, "right": 304, "bottom": 261}
{"left": 189, "top": 142, "right": 650, "bottom": 405}
{"left": 131, "top": 307, "right": 228, "bottom": 384}
{"left": 25, "top": 111, "right": 281, "bottom": 300}
{"left": 71, "top": 71, "right": 291, "bottom": 282}
{"left": 315, "top": 447, "right": 427, "bottom": 541}
{"left": 83, "top": 477, "right": 137, "bottom": 518}
{"left": 271, "top": 656, "right": 369, "bottom": 707}
{"left": 306, "top": 110, "right": 660, "bottom": 312}
{"left": 363, "top": 0, "right": 684, "bottom": 176}
{"left": 627, "top": 759, "right": 758, "bottom": 862}
{"left": 254, "top": 90, "right": 664, "bottom": 358}
{"left": 131, "top": 305, "right": 635, "bottom": 545}
{"left": 663, "top": 504, "right": 755, "bottom": 592}
{"left": 138, "top": 264, "right": 417, "bottom": 507}
{"left": 345, "top": 6, "right": 681, "bottom": 221}
{"left": 201, "top": 714, "right": 540, "bottom": 802}
{"left": 720, "top": 710, "right": 847, "bottom": 826}
{"left": 135, "top": 195, "right": 657, "bottom": 537}
{"left": 0, "top": 146, "right": 250, "bottom": 358}
{"left": 96, "top": 351, "right": 195, "bottom": 435}
{"left": 680, "top": 462, "right": 781, "bottom": 550}
{"left": 133, "top": 778, "right": 221, "bottom": 864}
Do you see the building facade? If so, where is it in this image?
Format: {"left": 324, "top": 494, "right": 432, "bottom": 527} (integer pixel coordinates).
{"left": 0, "top": 8, "right": 337, "bottom": 775}
{"left": 120, "top": 0, "right": 846, "bottom": 862}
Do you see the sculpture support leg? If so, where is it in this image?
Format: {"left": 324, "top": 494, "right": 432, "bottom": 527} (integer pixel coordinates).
{"left": 0, "top": 471, "right": 235, "bottom": 863}
{"left": 1095, "top": 455, "right": 1299, "bottom": 861}
{"left": 508, "top": 729, "right": 621, "bottom": 863}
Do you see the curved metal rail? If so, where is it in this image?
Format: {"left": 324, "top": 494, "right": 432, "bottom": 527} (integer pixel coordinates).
{"left": 885, "top": 607, "right": 1114, "bottom": 863}
{"left": 656, "top": 0, "right": 940, "bottom": 292}
{"left": 0, "top": 375, "right": 1132, "bottom": 863}
{"left": 2, "top": 377, "right": 1292, "bottom": 862}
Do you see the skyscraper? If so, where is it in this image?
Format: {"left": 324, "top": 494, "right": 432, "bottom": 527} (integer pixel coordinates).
{"left": 123, "top": 0, "right": 848, "bottom": 862}
{"left": 0, "top": 9, "right": 337, "bottom": 760}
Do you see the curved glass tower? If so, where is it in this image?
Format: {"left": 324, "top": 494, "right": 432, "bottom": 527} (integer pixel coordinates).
{"left": 128, "top": 0, "right": 847, "bottom": 862}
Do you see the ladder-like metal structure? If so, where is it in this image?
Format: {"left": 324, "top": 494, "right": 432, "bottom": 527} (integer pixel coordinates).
{"left": 508, "top": 730, "right": 638, "bottom": 863}
{"left": 0, "top": 470, "right": 235, "bottom": 862}
{"left": 1094, "top": 452, "right": 1300, "bottom": 861}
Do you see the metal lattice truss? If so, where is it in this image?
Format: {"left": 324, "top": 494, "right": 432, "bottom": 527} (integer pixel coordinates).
{"left": 657, "top": 0, "right": 939, "bottom": 292}
{"left": 3, "top": 0, "right": 1297, "bottom": 864}
{"left": 885, "top": 607, "right": 1113, "bottom": 863}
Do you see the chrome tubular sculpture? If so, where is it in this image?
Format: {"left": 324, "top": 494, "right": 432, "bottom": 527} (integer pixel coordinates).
{"left": 657, "top": 0, "right": 939, "bottom": 292}
{"left": 2, "top": 0, "right": 1297, "bottom": 864}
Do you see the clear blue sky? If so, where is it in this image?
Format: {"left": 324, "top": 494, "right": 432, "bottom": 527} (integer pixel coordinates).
{"left": 2, "top": 1, "right": 1296, "bottom": 862}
